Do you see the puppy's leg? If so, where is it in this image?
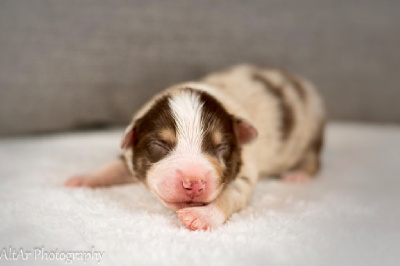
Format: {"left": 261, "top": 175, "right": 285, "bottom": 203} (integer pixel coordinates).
{"left": 65, "top": 158, "right": 137, "bottom": 188}
{"left": 283, "top": 123, "right": 324, "bottom": 183}
{"left": 177, "top": 163, "right": 257, "bottom": 230}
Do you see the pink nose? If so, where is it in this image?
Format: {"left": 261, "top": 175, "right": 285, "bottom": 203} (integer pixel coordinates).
{"left": 182, "top": 179, "right": 205, "bottom": 196}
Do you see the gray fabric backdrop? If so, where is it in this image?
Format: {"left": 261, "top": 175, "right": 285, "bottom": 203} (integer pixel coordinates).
{"left": 1, "top": 0, "right": 399, "bottom": 136}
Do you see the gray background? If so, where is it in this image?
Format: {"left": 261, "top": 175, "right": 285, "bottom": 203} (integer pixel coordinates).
{"left": 1, "top": 0, "right": 399, "bottom": 136}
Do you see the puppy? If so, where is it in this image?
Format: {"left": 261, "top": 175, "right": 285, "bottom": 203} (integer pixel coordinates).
{"left": 65, "top": 64, "right": 325, "bottom": 231}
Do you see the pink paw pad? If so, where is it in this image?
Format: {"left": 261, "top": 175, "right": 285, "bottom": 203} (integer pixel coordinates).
{"left": 64, "top": 175, "right": 94, "bottom": 187}
{"left": 282, "top": 171, "right": 311, "bottom": 183}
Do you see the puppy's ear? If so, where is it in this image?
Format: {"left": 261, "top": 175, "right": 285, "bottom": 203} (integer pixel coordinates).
{"left": 121, "top": 123, "right": 137, "bottom": 149}
{"left": 234, "top": 118, "right": 258, "bottom": 145}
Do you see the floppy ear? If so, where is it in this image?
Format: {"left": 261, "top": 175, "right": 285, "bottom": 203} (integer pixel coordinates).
{"left": 234, "top": 118, "right": 258, "bottom": 145}
{"left": 120, "top": 123, "right": 137, "bottom": 149}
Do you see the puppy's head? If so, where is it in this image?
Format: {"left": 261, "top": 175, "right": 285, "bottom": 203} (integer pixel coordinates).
{"left": 121, "top": 87, "right": 257, "bottom": 210}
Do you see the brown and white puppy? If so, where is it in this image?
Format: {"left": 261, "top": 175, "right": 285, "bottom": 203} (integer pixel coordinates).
{"left": 65, "top": 64, "right": 325, "bottom": 231}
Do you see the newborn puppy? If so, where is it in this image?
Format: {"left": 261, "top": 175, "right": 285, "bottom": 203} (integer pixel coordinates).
{"left": 65, "top": 64, "right": 325, "bottom": 230}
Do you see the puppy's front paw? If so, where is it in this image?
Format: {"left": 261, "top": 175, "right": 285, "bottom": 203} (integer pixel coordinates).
{"left": 177, "top": 204, "right": 225, "bottom": 231}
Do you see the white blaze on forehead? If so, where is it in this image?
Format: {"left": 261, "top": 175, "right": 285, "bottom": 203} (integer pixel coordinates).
{"left": 168, "top": 90, "right": 204, "bottom": 155}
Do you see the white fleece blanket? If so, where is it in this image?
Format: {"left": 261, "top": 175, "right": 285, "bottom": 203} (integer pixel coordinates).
{"left": 0, "top": 123, "right": 399, "bottom": 266}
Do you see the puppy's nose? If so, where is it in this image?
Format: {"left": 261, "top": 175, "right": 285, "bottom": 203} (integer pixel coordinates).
{"left": 182, "top": 179, "right": 205, "bottom": 196}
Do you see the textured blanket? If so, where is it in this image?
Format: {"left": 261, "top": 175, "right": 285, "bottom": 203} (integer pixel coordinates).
{"left": 0, "top": 123, "right": 399, "bottom": 266}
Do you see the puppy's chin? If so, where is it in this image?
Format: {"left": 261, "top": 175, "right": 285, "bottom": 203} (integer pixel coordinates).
{"left": 161, "top": 200, "right": 207, "bottom": 211}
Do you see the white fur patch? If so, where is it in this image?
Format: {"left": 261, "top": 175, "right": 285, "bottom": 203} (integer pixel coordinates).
{"left": 168, "top": 90, "right": 204, "bottom": 156}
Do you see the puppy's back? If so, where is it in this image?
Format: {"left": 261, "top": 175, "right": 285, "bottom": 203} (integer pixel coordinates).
{"left": 201, "top": 64, "right": 325, "bottom": 176}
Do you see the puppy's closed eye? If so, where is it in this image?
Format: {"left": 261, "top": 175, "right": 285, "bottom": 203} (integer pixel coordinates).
{"left": 216, "top": 143, "right": 230, "bottom": 158}
{"left": 148, "top": 140, "right": 171, "bottom": 163}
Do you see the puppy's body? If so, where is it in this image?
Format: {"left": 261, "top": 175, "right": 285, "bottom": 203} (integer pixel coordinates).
{"left": 66, "top": 64, "right": 325, "bottom": 230}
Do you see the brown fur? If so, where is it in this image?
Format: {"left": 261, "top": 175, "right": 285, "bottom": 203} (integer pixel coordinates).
{"left": 132, "top": 95, "right": 177, "bottom": 180}
{"left": 252, "top": 72, "right": 295, "bottom": 141}
{"left": 198, "top": 90, "right": 242, "bottom": 184}
{"left": 280, "top": 70, "right": 307, "bottom": 103}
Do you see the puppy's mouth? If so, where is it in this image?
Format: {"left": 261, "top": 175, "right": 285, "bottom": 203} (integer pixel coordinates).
{"left": 162, "top": 200, "right": 206, "bottom": 210}
{"left": 155, "top": 187, "right": 224, "bottom": 211}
